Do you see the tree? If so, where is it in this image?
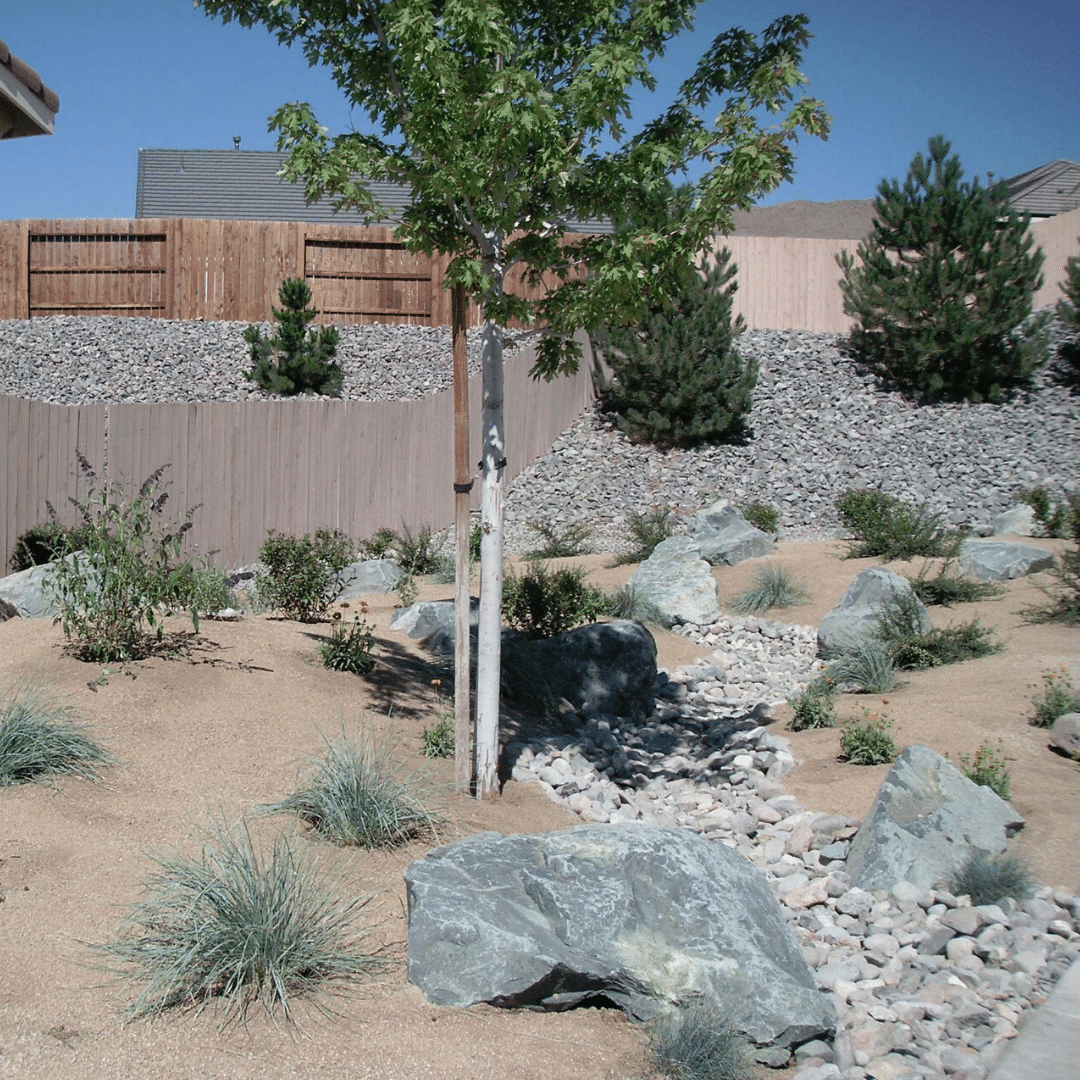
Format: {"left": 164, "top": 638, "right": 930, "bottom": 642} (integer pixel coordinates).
{"left": 200, "top": 0, "right": 829, "bottom": 795}
{"left": 1058, "top": 239, "right": 1080, "bottom": 378}
{"left": 837, "top": 135, "right": 1047, "bottom": 403}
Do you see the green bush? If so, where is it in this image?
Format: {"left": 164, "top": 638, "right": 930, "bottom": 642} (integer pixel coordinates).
{"left": 837, "top": 135, "right": 1048, "bottom": 403}
{"left": 243, "top": 277, "right": 343, "bottom": 397}
{"left": 93, "top": 817, "right": 386, "bottom": 1022}
{"left": 502, "top": 561, "right": 608, "bottom": 639}
{"left": 264, "top": 726, "right": 439, "bottom": 849}
{"left": 956, "top": 741, "right": 1011, "bottom": 801}
{"left": 357, "top": 527, "right": 398, "bottom": 559}
{"left": 525, "top": 519, "right": 593, "bottom": 559}
{"left": 947, "top": 849, "right": 1035, "bottom": 906}
{"left": 257, "top": 529, "right": 353, "bottom": 622}
{"left": 1030, "top": 667, "right": 1077, "bottom": 728}
{"left": 46, "top": 456, "right": 198, "bottom": 662}
{"left": 173, "top": 563, "right": 234, "bottom": 616}
{"left": 1022, "top": 494, "right": 1080, "bottom": 625}
{"left": 907, "top": 565, "right": 1004, "bottom": 607}
{"left": 610, "top": 507, "right": 673, "bottom": 566}
{"left": 0, "top": 680, "right": 113, "bottom": 786}
{"left": 9, "top": 516, "right": 86, "bottom": 573}
{"left": 824, "top": 639, "right": 898, "bottom": 695}
{"left": 649, "top": 1001, "right": 755, "bottom": 1080}
{"left": 836, "top": 488, "right": 961, "bottom": 561}
{"left": 729, "top": 563, "right": 807, "bottom": 615}
{"left": 739, "top": 500, "right": 779, "bottom": 536}
{"left": 873, "top": 591, "right": 1001, "bottom": 670}
{"left": 318, "top": 614, "right": 377, "bottom": 675}
{"left": 839, "top": 708, "right": 898, "bottom": 765}
{"left": 394, "top": 523, "right": 447, "bottom": 576}
{"left": 788, "top": 683, "right": 838, "bottom": 731}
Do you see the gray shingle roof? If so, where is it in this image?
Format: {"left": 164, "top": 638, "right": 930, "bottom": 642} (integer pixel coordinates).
{"left": 0, "top": 37, "right": 60, "bottom": 139}
{"left": 1001, "top": 159, "right": 1080, "bottom": 218}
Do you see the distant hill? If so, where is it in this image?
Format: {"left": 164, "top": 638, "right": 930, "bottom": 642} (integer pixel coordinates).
{"left": 724, "top": 199, "right": 877, "bottom": 239}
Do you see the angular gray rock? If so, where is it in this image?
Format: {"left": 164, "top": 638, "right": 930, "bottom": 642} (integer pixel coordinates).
{"left": 389, "top": 598, "right": 478, "bottom": 653}
{"left": 1050, "top": 713, "right": 1080, "bottom": 759}
{"left": 0, "top": 562, "right": 60, "bottom": 619}
{"left": 686, "top": 499, "right": 777, "bottom": 566}
{"left": 404, "top": 824, "right": 836, "bottom": 1047}
{"left": 990, "top": 504, "right": 1037, "bottom": 537}
{"left": 336, "top": 558, "right": 403, "bottom": 598}
{"left": 627, "top": 536, "right": 719, "bottom": 625}
{"left": 845, "top": 744, "right": 1025, "bottom": 893}
{"left": 958, "top": 540, "right": 1055, "bottom": 582}
{"left": 530, "top": 619, "right": 657, "bottom": 720}
{"left": 817, "top": 567, "right": 930, "bottom": 657}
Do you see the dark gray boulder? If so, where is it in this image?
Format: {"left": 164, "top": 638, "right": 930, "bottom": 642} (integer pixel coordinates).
{"left": 336, "top": 558, "right": 403, "bottom": 598}
{"left": 531, "top": 619, "right": 657, "bottom": 719}
{"left": 627, "top": 536, "right": 719, "bottom": 625}
{"left": 846, "top": 744, "right": 1025, "bottom": 893}
{"left": 817, "top": 567, "right": 930, "bottom": 656}
{"left": 404, "top": 824, "right": 836, "bottom": 1047}
{"left": 686, "top": 499, "right": 777, "bottom": 566}
{"left": 958, "top": 540, "right": 1055, "bottom": 582}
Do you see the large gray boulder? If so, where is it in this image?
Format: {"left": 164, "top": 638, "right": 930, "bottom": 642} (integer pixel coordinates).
{"left": 531, "top": 619, "right": 656, "bottom": 720}
{"left": 1050, "top": 713, "right": 1080, "bottom": 759}
{"left": 958, "top": 540, "right": 1055, "bottom": 582}
{"left": 686, "top": 499, "right": 777, "bottom": 566}
{"left": 0, "top": 562, "right": 61, "bottom": 619}
{"left": 405, "top": 824, "right": 836, "bottom": 1047}
{"left": 817, "top": 567, "right": 930, "bottom": 657}
{"left": 336, "top": 558, "right": 403, "bottom": 598}
{"left": 627, "top": 536, "right": 719, "bottom": 626}
{"left": 989, "top": 504, "right": 1037, "bottom": 537}
{"left": 389, "top": 599, "right": 479, "bottom": 654}
{"left": 846, "top": 744, "right": 1025, "bottom": 893}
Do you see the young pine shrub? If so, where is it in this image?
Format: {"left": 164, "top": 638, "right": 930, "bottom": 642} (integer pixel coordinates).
{"left": 318, "top": 613, "right": 377, "bottom": 676}
{"left": 1030, "top": 667, "right": 1077, "bottom": 728}
{"left": 839, "top": 708, "right": 898, "bottom": 766}
{"left": 243, "top": 277, "right": 343, "bottom": 397}
{"left": 947, "top": 849, "right": 1035, "bottom": 907}
{"left": 93, "top": 817, "right": 386, "bottom": 1023}
{"left": 1055, "top": 246, "right": 1080, "bottom": 381}
{"left": 502, "top": 561, "right": 608, "bottom": 640}
{"left": 0, "top": 680, "right": 113, "bottom": 786}
{"left": 648, "top": 1001, "right": 756, "bottom": 1080}
{"left": 264, "top": 726, "right": 439, "bottom": 849}
{"left": 836, "top": 488, "right": 961, "bottom": 561}
{"left": 525, "top": 519, "right": 593, "bottom": 559}
{"left": 728, "top": 563, "right": 808, "bottom": 615}
{"left": 257, "top": 528, "right": 353, "bottom": 623}
{"left": 955, "top": 741, "right": 1012, "bottom": 801}
{"left": 610, "top": 507, "right": 673, "bottom": 566}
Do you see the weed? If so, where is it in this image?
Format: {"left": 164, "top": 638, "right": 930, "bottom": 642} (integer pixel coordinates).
{"left": 47, "top": 455, "right": 198, "bottom": 662}
{"left": 947, "top": 849, "right": 1035, "bottom": 906}
{"left": 264, "top": 726, "right": 439, "bottom": 849}
{"left": 839, "top": 708, "right": 898, "bottom": 765}
{"left": 610, "top": 507, "right": 674, "bottom": 566}
{"left": 649, "top": 1001, "right": 756, "bottom": 1080}
{"left": 396, "top": 575, "right": 419, "bottom": 608}
{"left": 318, "top": 613, "right": 377, "bottom": 676}
{"left": 836, "top": 488, "right": 962, "bottom": 561}
{"left": 420, "top": 681, "right": 455, "bottom": 758}
{"left": 469, "top": 520, "right": 482, "bottom": 562}
{"left": 257, "top": 529, "right": 353, "bottom": 623}
{"left": 525, "top": 519, "right": 593, "bottom": 559}
{"left": 93, "top": 817, "right": 386, "bottom": 1023}
{"left": 728, "top": 563, "right": 807, "bottom": 614}
{"left": 739, "top": 500, "right": 779, "bottom": 536}
{"left": 955, "top": 741, "right": 1012, "bottom": 800}
{"left": 502, "top": 561, "right": 608, "bottom": 639}
{"left": 787, "top": 683, "right": 838, "bottom": 731}
{"left": 603, "top": 583, "right": 670, "bottom": 626}
{"left": 824, "top": 639, "right": 898, "bottom": 695}
{"left": 874, "top": 591, "right": 1001, "bottom": 670}
{"left": 0, "top": 680, "right": 113, "bottom": 786}
{"left": 1030, "top": 667, "right": 1077, "bottom": 728}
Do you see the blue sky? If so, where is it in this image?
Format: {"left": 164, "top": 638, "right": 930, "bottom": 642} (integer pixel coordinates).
{"left": 2, "top": 0, "right": 1078, "bottom": 220}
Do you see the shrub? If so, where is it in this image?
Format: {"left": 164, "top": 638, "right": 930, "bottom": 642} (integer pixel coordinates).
{"left": 357, "top": 527, "right": 398, "bottom": 560}
{"left": 93, "top": 817, "right": 386, "bottom": 1023}
{"left": 173, "top": 563, "right": 235, "bottom": 616}
{"left": 955, "top": 741, "right": 1011, "bottom": 801}
{"left": 649, "top": 1001, "right": 755, "bottom": 1080}
{"left": 729, "top": 563, "right": 807, "bottom": 615}
{"left": 264, "top": 726, "right": 439, "bottom": 849}
{"left": 525, "top": 519, "right": 593, "bottom": 559}
{"left": 907, "top": 565, "right": 1004, "bottom": 607}
{"left": 257, "top": 529, "right": 353, "bottom": 622}
{"left": 9, "top": 516, "right": 86, "bottom": 573}
{"left": 1017, "top": 489, "right": 1080, "bottom": 626}
{"left": 837, "top": 135, "right": 1048, "bottom": 403}
{"left": 947, "top": 849, "right": 1035, "bottom": 906}
{"left": 0, "top": 680, "right": 113, "bottom": 786}
{"left": 394, "top": 523, "right": 447, "bottom": 576}
{"left": 318, "top": 613, "right": 377, "bottom": 675}
{"left": 243, "top": 277, "right": 343, "bottom": 397}
{"left": 836, "top": 488, "right": 961, "bottom": 561}
{"left": 739, "top": 500, "right": 778, "bottom": 536}
{"left": 47, "top": 456, "right": 198, "bottom": 662}
{"left": 420, "top": 680, "right": 455, "bottom": 759}
{"left": 788, "top": 683, "right": 838, "bottom": 732}
{"left": 839, "top": 708, "right": 898, "bottom": 765}
{"left": 824, "top": 639, "right": 898, "bottom": 695}
{"left": 610, "top": 507, "right": 673, "bottom": 566}
{"left": 1030, "top": 667, "right": 1077, "bottom": 728}
{"left": 874, "top": 591, "right": 1001, "bottom": 670}
{"left": 502, "top": 561, "right": 608, "bottom": 639}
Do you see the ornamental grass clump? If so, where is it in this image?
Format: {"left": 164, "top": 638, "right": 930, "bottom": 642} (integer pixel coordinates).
{"left": 264, "top": 726, "right": 439, "bottom": 849}
{"left": 823, "top": 639, "right": 898, "bottom": 695}
{"left": 1021, "top": 490, "right": 1080, "bottom": 626}
{"left": 0, "top": 680, "right": 113, "bottom": 786}
{"left": 603, "top": 583, "right": 670, "bottom": 627}
{"left": 648, "top": 1001, "right": 756, "bottom": 1080}
{"left": 729, "top": 563, "right": 807, "bottom": 615}
{"left": 609, "top": 506, "right": 674, "bottom": 566}
{"left": 93, "top": 817, "right": 387, "bottom": 1024}
{"left": 947, "top": 849, "right": 1035, "bottom": 907}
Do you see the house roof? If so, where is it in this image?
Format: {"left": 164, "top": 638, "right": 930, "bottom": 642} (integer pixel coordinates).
{"left": 1001, "top": 159, "right": 1080, "bottom": 218}
{"left": 135, "top": 148, "right": 613, "bottom": 233}
{"left": 0, "top": 37, "right": 59, "bottom": 139}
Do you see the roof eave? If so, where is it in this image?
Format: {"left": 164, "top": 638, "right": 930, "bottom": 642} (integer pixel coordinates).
{"left": 0, "top": 62, "right": 56, "bottom": 138}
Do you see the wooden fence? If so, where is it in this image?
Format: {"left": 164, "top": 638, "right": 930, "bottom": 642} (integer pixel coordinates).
{"left": 0, "top": 336, "right": 597, "bottom": 572}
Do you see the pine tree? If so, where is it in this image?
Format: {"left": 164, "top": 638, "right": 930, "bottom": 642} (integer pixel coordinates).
{"left": 837, "top": 135, "right": 1048, "bottom": 403}
{"left": 244, "top": 277, "right": 343, "bottom": 397}
{"left": 1058, "top": 240, "right": 1080, "bottom": 378}
{"left": 596, "top": 248, "right": 754, "bottom": 447}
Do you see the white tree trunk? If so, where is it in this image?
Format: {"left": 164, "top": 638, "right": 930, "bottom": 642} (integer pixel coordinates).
{"left": 474, "top": 314, "right": 505, "bottom": 797}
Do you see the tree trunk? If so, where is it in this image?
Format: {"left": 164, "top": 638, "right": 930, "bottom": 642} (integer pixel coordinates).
{"left": 451, "top": 283, "right": 472, "bottom": 793}
{"left": 474, "top": 313, "right": 505, "bottom": 797}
